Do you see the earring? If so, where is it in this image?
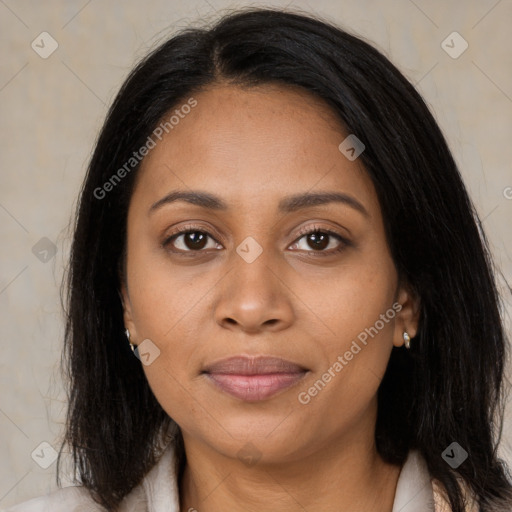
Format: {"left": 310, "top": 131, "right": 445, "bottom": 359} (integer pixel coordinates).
{"left": 125, "top": 328, "right": 136, "bottom": 352}
{"left": 403, "top": 331, "right": 411, "bottom": 349}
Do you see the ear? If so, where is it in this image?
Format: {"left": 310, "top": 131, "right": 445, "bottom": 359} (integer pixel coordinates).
{"left": 119, "top": 280, "right": 139, "bottom": 344}
{"left": 392, "top": 282, "right": 421, "bottom": 348}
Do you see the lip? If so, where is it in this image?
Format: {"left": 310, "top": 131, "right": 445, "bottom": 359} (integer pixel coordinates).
{"left": 203, "top": 356, "right": 308, "bottom": 401}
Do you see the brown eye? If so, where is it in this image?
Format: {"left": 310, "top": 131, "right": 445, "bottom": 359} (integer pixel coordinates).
{"left": 163, "top": 226, "right": 222, "bottom": 253}
{"left": 289, "top": 226, "right": 349, "bottom": 255}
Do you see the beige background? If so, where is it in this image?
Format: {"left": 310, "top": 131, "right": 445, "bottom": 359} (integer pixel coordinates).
{"left": 1, "top": 0, "right": 511, "bottom": 507}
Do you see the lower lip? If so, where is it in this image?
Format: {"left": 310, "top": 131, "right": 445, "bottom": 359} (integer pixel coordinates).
{"left": 205, "top": 372, "right": 307, "bottom": 401}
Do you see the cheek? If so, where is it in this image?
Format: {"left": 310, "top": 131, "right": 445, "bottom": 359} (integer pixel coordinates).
{"left": 295, "top": 256, "right": 396, "bottom": 347}
{"left": 129, "top": 268, "right": 208, "bottom": 429}
{"left": 127, "top": 242, "right": 211, "bottom": 341}
{"left": 125, "top": 251, "right": 207, "bottom": 396}
{"left": 141, "top": 359, "right": 206, "bottom": 439}
{"left": 293, "top": 254, "right": 398, "bottom": 412}
{"left": 296, "top": 290, "right": 396, "bottom": 431}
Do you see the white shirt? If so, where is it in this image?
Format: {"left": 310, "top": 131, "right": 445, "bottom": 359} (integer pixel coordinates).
{"left": 1, "top": 445, "right": 437, "bottom": 511}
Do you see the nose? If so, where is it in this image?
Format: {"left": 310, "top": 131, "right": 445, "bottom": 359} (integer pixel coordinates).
{"left": 213, "top": 249, "right": 295, "bottom": 334}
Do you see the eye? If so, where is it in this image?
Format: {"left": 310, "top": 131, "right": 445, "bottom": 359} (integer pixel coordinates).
{"left": 162, "top": 225, "right": 222, "bottom": 253}
{"left": 289, "top": 225, "right": 349, "bottom": 255}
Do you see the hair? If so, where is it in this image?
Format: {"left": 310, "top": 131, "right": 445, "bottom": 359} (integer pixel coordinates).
{"left": 56, "top": 6, "right": 512, "bottom": 511}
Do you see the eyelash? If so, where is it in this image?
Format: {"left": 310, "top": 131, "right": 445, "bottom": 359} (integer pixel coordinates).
{"left": 162, "top": 224, "right": 350, "bottom": 257}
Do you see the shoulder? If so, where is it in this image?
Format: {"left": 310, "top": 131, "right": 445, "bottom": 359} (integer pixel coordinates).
{"left": 432, "top": 475, "right": 479, "bottom": 512}
{"left": 394, "top": 450, "right": 480, "bottom": 512}
{"left": 0, "top": 485, "right": 106, "bottom": 512}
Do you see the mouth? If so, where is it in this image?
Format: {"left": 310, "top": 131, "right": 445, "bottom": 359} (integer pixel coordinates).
{"left": 202, "top": 355, "right": 308, "bottom": 402}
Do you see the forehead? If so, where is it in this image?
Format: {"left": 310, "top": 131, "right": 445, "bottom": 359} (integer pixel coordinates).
{"left": 131, "top": 84, "right": 378, "bottom": 216}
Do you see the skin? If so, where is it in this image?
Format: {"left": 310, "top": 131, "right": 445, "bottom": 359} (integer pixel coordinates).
{"left": 121, "top": 83, "right": 420, "bottom": 512}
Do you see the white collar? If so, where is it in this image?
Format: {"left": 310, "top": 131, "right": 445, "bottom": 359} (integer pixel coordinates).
{"left": 391, "top": 449, "right": 436, "bottom": 511}
{"left": 133, "top": 444, "right": 435, "bottom": 512}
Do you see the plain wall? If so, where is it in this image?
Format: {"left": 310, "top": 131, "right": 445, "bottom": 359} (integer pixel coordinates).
{"left": 1, "top": 0, "right": 511, "bottom": 507}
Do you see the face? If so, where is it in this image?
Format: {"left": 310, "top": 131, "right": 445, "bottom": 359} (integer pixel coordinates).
{"left": 121, "top": 83, "right": 419, "bottom": 464}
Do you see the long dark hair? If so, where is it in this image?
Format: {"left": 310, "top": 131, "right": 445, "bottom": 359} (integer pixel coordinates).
{"left": 56, "top": 6, "right": 512, "bottom": 511}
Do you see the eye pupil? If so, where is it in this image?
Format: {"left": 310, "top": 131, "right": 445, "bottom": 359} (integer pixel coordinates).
{"left": 308, "top": 232, "right": 329, "bottom": 250}
{"left": 185, "top": 231, "right": 207, "bottom": 250}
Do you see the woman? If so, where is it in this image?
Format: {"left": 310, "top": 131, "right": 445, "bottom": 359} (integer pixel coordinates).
{"left": 4, "top": 6, "right": 512, "bottom": 512}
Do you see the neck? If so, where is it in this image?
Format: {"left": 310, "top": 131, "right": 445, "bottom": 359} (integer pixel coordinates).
{"left": 178, "top": 433, "right": 401, "bottom": 512}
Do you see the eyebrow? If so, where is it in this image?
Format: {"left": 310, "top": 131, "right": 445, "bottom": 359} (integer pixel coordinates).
{"left": 148, "top": 190, "right": 369, "bottom": 218}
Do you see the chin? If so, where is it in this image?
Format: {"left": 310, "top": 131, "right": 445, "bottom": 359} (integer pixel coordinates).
{"left": 200, "top": 412, "right": 309, "bottom": 462}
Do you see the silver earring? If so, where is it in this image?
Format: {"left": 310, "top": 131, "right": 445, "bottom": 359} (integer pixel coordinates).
{"left": 403, "top": 331, "right": 411, "bottom": 349}
{"left": 125, "top": 328, "right": 136, "bottom": 352}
